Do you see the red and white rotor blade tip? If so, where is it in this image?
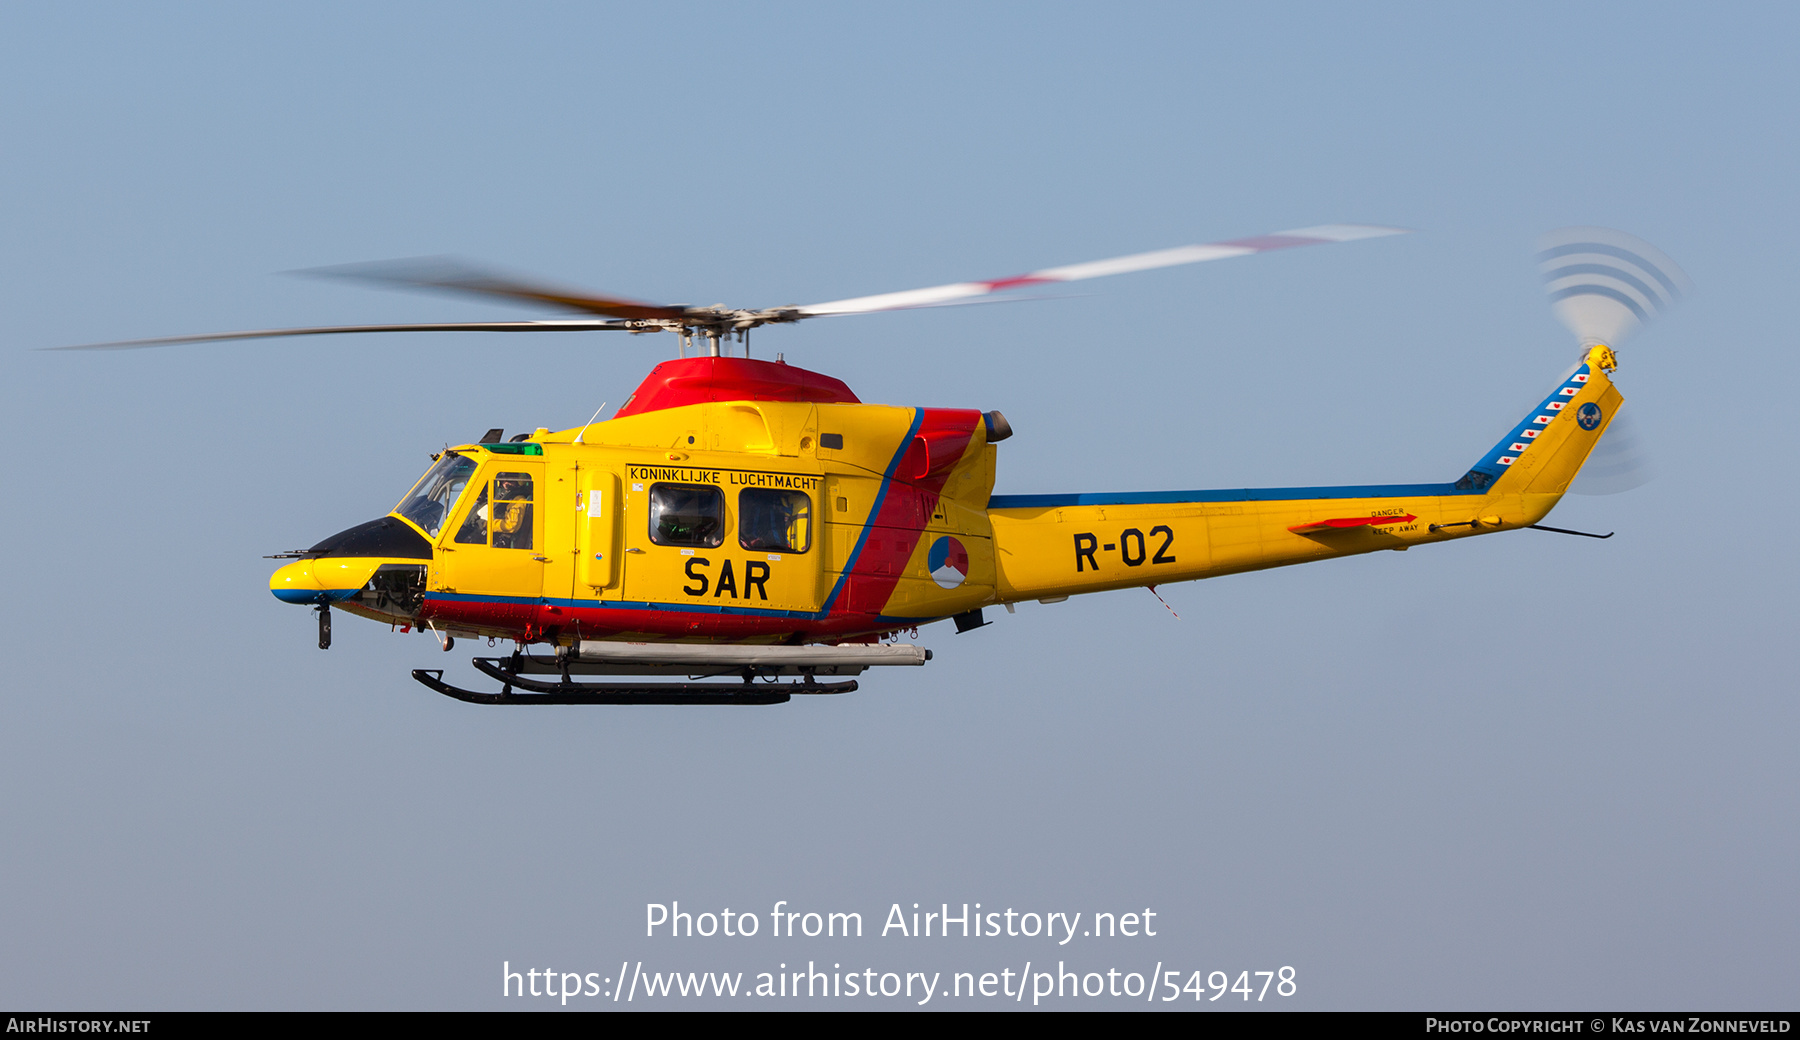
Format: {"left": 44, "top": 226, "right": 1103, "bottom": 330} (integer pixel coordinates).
{"left": 794, "top": 223, "right": 1408, "bottom": 317}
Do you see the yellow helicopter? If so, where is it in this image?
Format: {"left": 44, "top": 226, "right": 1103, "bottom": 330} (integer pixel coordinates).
{"left": 63, "top": 225, "right": 1685, "bottom": 704}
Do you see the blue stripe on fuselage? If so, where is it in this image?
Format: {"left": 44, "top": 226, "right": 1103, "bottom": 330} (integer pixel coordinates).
{"left": 817, "top": 408, "right": 925, "bottom": 614}
{"left": 987, "top": 482, "right": 1468, "bottom": 509}
{"left": 272, "top": 587, "right": 359, "bottom": 605}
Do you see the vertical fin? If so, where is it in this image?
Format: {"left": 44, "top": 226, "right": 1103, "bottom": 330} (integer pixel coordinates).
{"left": 1467, "top": 345, "right": 1623, "bottom": 498}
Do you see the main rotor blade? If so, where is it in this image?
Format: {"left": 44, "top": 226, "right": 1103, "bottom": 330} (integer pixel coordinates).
{"left": 49, "top": 320, "right": 632, "bottom": 351}
{"left": 793, "top": 223, "right": 1408, "bottom": 316}
{"left": 297, "top": 257, "right": 691, "bottom": 321}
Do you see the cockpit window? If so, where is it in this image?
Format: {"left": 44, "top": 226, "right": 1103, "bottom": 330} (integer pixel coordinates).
{"left": 649, "top": 483, "right": 724, "bottom": 548}
{"left": 738, "top": 488, "right": 811, "bottom": 553}
{"left": 395, "top": 453, "right": 477, "bottom": 537}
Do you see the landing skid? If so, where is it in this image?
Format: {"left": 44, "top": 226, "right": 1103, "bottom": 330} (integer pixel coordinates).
{"left": 411, "top": 655, "right": 857, "bottom": 705}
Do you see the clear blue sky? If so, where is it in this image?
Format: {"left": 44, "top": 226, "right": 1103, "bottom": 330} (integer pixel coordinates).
{"left": 2, "top": 1, "right": 1795, "bottom": 1009}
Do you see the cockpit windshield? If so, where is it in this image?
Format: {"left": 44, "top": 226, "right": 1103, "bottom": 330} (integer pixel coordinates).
{"left": 395, "top": 453, "right": 478, "bottom": 537}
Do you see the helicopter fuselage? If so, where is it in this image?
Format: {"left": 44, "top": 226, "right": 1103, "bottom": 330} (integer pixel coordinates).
{"left": 271, "top": 348, "right": 1623, "bottom": 649}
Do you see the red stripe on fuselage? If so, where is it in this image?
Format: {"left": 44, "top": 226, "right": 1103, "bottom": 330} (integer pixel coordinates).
{"left": 833, "top": 408, "right": 982, "bottom": 617}
{"left": 422, "top": 597, "right": 931, "bottom": 644}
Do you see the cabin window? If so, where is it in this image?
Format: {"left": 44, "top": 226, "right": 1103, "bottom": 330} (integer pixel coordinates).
{"left": 451, "top": 472, "right": 535, "bottom": 549}
{"left": 649, "top": 483, "right": 724, "bottom": 548}
{"left": 738, "top": 488, "right": 811, "bottom": 553}
{"left": 396, "top": 453, "right": 478, "bottom": 537}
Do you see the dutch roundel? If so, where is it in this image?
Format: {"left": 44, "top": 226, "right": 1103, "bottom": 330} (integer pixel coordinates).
{"left": 928, "top": 536, "right": 969, "bottom": 589}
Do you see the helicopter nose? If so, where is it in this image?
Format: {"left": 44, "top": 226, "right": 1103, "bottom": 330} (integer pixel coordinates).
{"left": 269, "top": 557, "right": 383, "bottom": 605}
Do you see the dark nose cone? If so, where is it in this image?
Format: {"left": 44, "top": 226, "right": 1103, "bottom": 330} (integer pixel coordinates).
{"left": 307, "top": 516, "right": 433, "bottom": 559}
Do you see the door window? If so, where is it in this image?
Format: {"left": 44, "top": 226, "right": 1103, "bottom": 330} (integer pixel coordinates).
{"left": 491, "top": 473, "right": 534, "bottom": 550}
{"left": 454, "top": 487, "right": 490, "bottom": 544}
{"left": 450, "top": 472, "right": 535, "bottom": 550}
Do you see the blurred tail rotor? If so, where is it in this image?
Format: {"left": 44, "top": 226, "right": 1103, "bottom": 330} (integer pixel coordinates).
{"left": 1539, "top": 226, "right": 1690, "bottom": 348}
{"left": 1538, "top": 227, "right": 1690, "bottom": 495}
{"left": 1570, "top": 401, "right": 1655, "bottom": 495}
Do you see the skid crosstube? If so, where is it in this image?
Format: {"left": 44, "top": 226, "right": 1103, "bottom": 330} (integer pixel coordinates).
{"left": 410, "top": 657, "right": 857, "bottom": 705}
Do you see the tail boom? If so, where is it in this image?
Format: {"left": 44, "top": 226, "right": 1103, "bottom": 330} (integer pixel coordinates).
{"left": 987, "top": 347, "right": 1622, "bottom": 603}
